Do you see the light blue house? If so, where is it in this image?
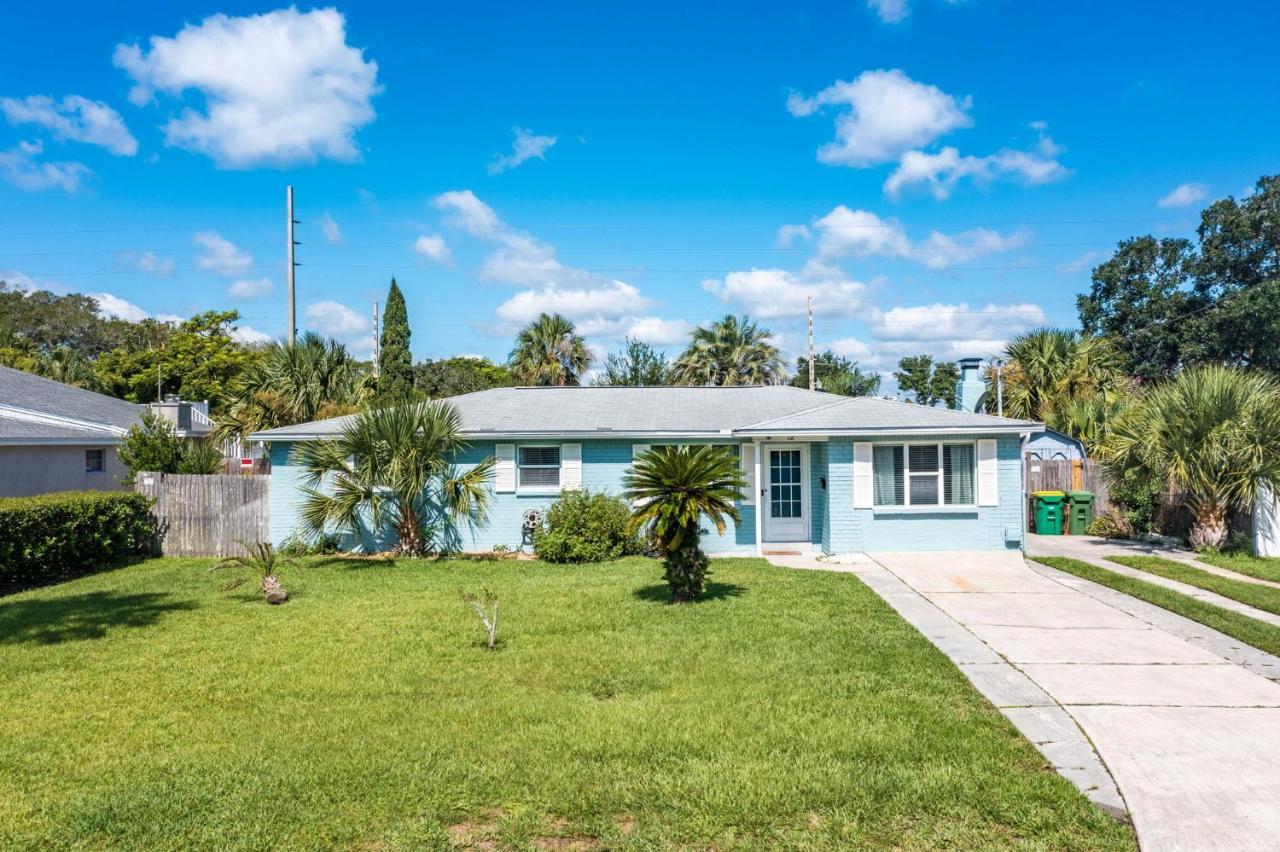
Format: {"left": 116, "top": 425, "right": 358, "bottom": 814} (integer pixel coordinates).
{"left": 251, "top": 386, "right": 1040, "bottom": 555}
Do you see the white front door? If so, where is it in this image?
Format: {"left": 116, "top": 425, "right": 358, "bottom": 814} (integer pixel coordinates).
{"left": 764, "top": 444, "right": 808, "bottom": 542}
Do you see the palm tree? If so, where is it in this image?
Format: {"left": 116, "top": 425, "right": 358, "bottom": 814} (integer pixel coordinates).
{"left": 212, "top": 542, "right": 295, "bottom": 604}
{"left": 989, "top": 328, "right": 1123, "bottom": 431}
{"left": 509, "top": 313, "right": 591, "bottom": 386}
{"left": 673, "top": 315, "right": 783, "bottom": 386}
{"left": 623, "top": 445, "right": 744, "bottom": 602}
{"left": 215, "top": 333, "right": 368, "bottom": 442}
{"left": 293, "top": 401, "right": 494, "bottom": 556}
{"left": 1101, "top": 365, "right": 1280, "bottom": 550}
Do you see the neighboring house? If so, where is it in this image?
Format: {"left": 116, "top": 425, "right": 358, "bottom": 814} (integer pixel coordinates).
{"left": 1024, "top": 428, "right": 1086, "bottom": 461}
{"left": 252, "top": 386, "right": 1040, "bottom": 555}
{"left": 954, "top": 357, "right": 1084, "bottom": 461}
{"left": 0, "top": 365, "right": 142, "bottom": 497}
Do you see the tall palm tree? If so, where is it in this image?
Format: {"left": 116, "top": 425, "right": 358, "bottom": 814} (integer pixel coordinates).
{"left": 215, "top": 333, "right": 368, "bottom": 442}
{"left": 508, "top": 313, "right": 592, "bottom": 386}
{"left": 623, "top": 445, "right": 744, "bottom": 602}
{"left": 672, "top": 314, "right": 783, "bottom": 386}
{"left": 293, "top": 401, "right": 494, "bottom": 556}
{"left": 989, "top": 328, "right": 1123, "bottom": 431}
{"left": 1101, "top": 365, "right": 1280, "bottom": 550}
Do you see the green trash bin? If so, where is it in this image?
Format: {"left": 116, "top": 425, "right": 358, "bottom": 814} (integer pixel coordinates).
{"left": 1066, "top": 490, "right": 1095, "bottom": 536}
{"left": 1032, "top": 491, "right": 1066, "bottom": 535}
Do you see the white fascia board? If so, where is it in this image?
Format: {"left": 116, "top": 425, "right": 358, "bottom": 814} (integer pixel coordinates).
{"left": 735, "top": 425, "right": 1037, "bottom": 437}
{"left": 0, "top": 437, "right": 123, "bottom": 446}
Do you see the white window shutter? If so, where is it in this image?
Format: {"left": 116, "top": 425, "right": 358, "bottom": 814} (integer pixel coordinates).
{"left": 977, "top": 439, "right": 999, "bottom": 506}
{"left": 740, "top": 442, "right": 756, "bottom": 504}
{"left": 853, "top": 442, "right": 873, "bottom": 509}
{"left": 495, "top": 443, "right": 515, "bottom": 493}
{"left": 561, "top": 443, "right": 582, "bottom": 490}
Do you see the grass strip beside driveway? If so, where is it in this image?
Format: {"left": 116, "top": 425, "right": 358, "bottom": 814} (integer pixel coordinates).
{"left": 1032, "top": 556, "right": 1280, "bottom": 657}
{"left": 1196, "top": 551, "right": 1280, "bottom": 584}
{"left": 1109, "top": 555, "right": 1280, "bottom": 616}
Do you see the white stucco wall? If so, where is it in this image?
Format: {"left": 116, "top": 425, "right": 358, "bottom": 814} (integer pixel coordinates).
{"left": 0, "top": 445, "right": 128, "bottom": 497}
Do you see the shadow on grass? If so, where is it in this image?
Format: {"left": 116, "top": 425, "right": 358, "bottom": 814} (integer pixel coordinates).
{"left": 0, "top": 592, "right": 197, "bottom": 646}
{"left": 632, "top": 582, "right": 747, "bottom": 605}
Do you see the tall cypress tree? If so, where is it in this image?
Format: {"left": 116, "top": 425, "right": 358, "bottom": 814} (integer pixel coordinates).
{"left": 378, "top": 278, "right": 413, "bottom": 402}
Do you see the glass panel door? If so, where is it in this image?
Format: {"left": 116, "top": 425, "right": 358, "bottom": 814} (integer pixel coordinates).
{"left": 765, "top": 446, "right": 807, "bottom": 542}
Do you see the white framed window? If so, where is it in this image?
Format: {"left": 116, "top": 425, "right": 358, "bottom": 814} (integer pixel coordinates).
{"left": 517, "top": 445, "right": 561, "bottom": 491}
{"left": 873, "top": 442, "right": 975, "bottom": 507}
{"left": 85, "top": 448, "right": 105, "bottom": 473}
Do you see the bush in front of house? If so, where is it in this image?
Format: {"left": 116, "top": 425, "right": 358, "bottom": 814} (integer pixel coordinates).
{"left": 533, "top": 489, "right": 643, "bottom": 563}
{"left": 1087, "top": 509, "right": 1134, "bottom": 539}
{"left": 0, "top": 491, "right": 157, "bottom": 594}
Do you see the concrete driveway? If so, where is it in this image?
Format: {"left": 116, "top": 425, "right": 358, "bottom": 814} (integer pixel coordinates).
{"left": 867, "top": 551, "right": 1280, "bottom": 852}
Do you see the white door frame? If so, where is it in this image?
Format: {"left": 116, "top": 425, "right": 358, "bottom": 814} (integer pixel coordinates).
{"left": 762, "top": 442, "right": 810, "bottom": 543}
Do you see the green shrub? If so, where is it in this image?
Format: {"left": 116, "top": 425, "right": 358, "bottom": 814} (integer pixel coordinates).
{"left": 0, "top": 491, "right": 157, "bottom": 594}
{"left": 533, "top": 489, "right": 642, "bottom": 563}
{"left": 1087, "top": 509, "right": 1133, "bottom": 539}
{"left": 279, "top": 532, "right": 342, "bottom": 557}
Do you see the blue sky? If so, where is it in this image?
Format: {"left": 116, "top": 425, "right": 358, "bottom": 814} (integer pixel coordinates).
{"left": 1, "top": 1, "right": 1277, "bottom": 387}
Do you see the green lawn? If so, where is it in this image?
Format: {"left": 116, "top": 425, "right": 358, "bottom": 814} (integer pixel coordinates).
{"left": 1032, "top": 556, "right": 1280, "bottom": 657}
{"left": 0, "top": 556, "right": 1132, "bottom": 850}
{"left": 1108, "top": 555, "right": 1280, "bottom": 616}
{"left": 1196, "top": 551, "right": 1280, "bottom": 584}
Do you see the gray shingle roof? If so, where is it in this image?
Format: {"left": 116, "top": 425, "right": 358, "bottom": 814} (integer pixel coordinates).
{"left": 250, "top": 385, "right": 1038, "bottom": 441}
{"left": 0, "top": 417, "right": 125, "bottom": 442}
{"left": 737, "top": 395, "right": 1038, "bottom": 434}
{"left": 0, "top": 365, "right": 143, "bottom": 441}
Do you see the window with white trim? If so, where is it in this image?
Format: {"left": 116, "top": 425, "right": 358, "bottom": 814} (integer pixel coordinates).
{"left": 873, "top": 442, "right": 975, "bottom": 507}
{"left": 85, "top": 449, "right": 104, "bottom": 473}
{"left": 518, "top": 446, "right": 561, "bottom": 490}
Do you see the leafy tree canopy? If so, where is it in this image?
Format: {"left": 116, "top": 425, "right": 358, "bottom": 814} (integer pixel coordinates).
{"left": 790, "top": 350, "right": 880, "bottom": 396}
{"left": 593, "top": 338, "right": 672, "bottom": 386}
{"left": 893, "top": 354, "right": 959, "bottom": 408}
{"left": 1079, "top": 174, "right": 1280, "bottom": 379}
{"left": 672, "top": 314, "right": 783, "bottom": 386}
{"left": 414, "top": 356, "right": 515, "bottom": 398}
{"left": 509, "top": 313, "right": 592, "bottom": 386}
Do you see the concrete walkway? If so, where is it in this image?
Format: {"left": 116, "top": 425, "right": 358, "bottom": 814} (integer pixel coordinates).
{"left": 776, "top": 550, "right": 1280, "bottom": 851}
{"left": 1028, "top": 534, "right": 1280, "bottom": 627}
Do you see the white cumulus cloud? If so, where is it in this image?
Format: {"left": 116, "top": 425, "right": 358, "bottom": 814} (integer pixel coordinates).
{"left": 231, "top": 324, "right": 274, "bottom": 345}
{"left": 867, "top": 0, "right": 910, "bottom": 23}
{"left": 227, "top": 277, "right": 274, "bottom": 299}
{"left": 319, "top": 213, "right": 342, "bottom": 244}
{"left": 884, "top": 125, "right": 1068, "bottom": 199}
{"left": 787, "top": 69, "right": 972, "bottom": 167}
{"left": 123, "top": 251, "right": 176, "bottom": 276}
{"left": 487, "top": 127, "right": 557, "bottom": 174}
{"left": 702, "top": 263, "right": 869, "bottom": 319}
{"left": 412, "top": 234, "right": 453, "bottom": 265}
{"left": 306, "top": 300, "right": 369, "bottom": 337}
{"left": 91, "top": 292, "right": 150, "bottom": 322}
{"left": 0, "top": 140, "right": 90, "bottom": 193}
{"left": 114, "top": 7, "right": 380, "bottom": 168}
{"left": 0, "top": 95, "right": 137, "bottom": 156}
{"left": 1158, "top": 182, "right": 1209, "bottom": 208}
{"left": 194, "top": 231, "right": 252, "bottom": 276}
{"left": 811, "top": 205, "right": 1027, "bottom": 269}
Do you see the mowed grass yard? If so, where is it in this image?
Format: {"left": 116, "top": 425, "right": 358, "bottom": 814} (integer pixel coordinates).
{"left": 0, "top": 556, "right": 1132, "bottom": 850}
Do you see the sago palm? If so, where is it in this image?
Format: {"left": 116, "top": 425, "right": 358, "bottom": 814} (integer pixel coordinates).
{"left": 673, "top": 314, "right": 783, "bottom": 386}
{"left": 213, "top": 542, "right": 294, "bottom": 604}
{"left": 293, "top": 401, "right": 494, "bottom": 556}
{"left": 215, "top": 333, "right": 367, "bottom": 442}
{"left": 1101, "top": 365, "right": 1280, "bottom": 550}
{"left": 508, "top": 313, "right": 591, "bottom": 386}
{"left": 623, "top": 445, "right": 744, "bottom": 602}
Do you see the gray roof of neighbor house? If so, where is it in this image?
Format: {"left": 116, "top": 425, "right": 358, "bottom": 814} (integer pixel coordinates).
{"left": 0, "top": 365, "right": 143, "bottom": 444}
{"left": 250, "top": 385, "right": 1039, "bottom": 441}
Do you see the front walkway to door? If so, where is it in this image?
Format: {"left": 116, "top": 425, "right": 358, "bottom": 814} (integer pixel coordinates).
{"left": 769, "top": 550, "right": 1280, "bottom": 851}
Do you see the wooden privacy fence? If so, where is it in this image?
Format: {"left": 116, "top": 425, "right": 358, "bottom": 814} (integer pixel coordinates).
{"left": 135, "top": 472, "right": 270, "bottom": 557}
{"left": 1024, "top": 457, "right": 1112, "bottom": 521}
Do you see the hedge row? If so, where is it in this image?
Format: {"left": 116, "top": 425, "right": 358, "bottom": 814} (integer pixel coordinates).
{"left": 0, "top": 491, "right": 157, "bottom": 595}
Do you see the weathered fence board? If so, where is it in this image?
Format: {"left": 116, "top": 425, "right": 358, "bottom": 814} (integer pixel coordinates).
{"left": 1024, "top": 458, "right": 1112, "bottom": 529}
{"left": 135, "top": 473, "right": 270, "bottom": 557}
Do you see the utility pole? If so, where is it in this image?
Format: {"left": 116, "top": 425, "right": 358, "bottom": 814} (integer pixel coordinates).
{"left": 807, "top": 294, "right": 815, "bottom": 391}
{"left": 995, "top": 359, "right": 1005, "bottom": 418}
{"left": 285, "top": 185, "right": 298, "bottom": 346}
{"left": 372, "top": 301, "right": 380, "bottom": 377}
